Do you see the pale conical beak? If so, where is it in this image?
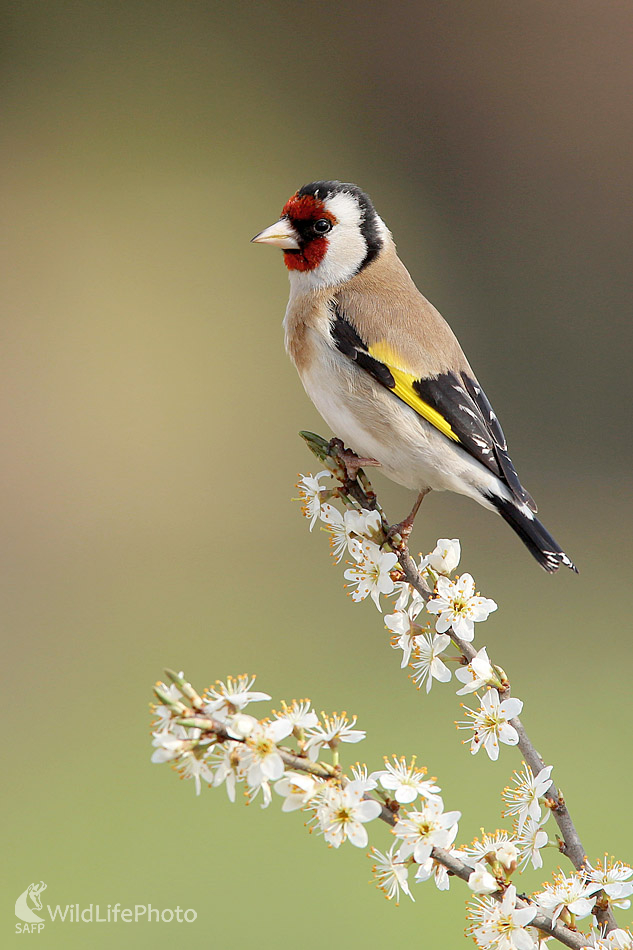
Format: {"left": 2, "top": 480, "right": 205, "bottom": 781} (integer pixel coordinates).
{"left": 251, "top": 218, "right": 300, "bottom": 250}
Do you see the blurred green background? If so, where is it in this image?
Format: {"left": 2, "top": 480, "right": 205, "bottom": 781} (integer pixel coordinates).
{"left": 3, "top": 2, "right": 632, "bottom": 945}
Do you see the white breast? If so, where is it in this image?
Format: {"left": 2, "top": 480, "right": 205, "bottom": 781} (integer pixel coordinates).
{"left": 299, "top": 330, "right": 509, "bottom": 510}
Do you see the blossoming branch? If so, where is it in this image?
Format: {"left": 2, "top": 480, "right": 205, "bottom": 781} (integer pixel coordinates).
{"left": 148, "top": 434, "right": 632, "bottom": 950}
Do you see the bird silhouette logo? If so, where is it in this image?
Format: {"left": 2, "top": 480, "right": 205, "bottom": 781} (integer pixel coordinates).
{"left": 15, "top": 881, "right": 47, "bottom": 923}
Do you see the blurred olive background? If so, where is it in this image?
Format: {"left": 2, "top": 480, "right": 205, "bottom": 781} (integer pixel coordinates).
{"left": 3, "top": 2, "right": 632, "bottom": 945}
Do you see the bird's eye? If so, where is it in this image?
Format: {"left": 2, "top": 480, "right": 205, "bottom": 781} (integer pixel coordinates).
{"left": 313, "top": 218, "right": 332, "bottom": 235}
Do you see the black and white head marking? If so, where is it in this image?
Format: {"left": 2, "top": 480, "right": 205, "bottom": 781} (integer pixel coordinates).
{"left": 286, "top": 180, "right": 389, "bottom": 291}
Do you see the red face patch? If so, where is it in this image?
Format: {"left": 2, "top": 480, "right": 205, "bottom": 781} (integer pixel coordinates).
{"left": 281, "top": 193, "right": 325, "bottom": 220}
{"left": 283, "top": 237, "right": 329, "bottom": 271}
{"left": 280, "top": 192, "right": 338, "bottom": 271}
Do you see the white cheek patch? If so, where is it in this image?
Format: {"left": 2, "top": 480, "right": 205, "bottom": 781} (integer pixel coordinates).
{"left": 325, "top": 191, "right": 364, "bottom": 227}
{"left": 289, "top": 191, "right": 369, "bottom": 292}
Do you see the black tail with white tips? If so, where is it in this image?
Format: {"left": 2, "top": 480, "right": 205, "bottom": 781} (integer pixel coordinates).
{"left": 491, "top": 496, "right": 577, "bottom": 574}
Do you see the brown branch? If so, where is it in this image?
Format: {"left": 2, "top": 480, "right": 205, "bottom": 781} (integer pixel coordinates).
{"left": 300, "top": 432, "right": 619, "bottom": 934}
{"left": 175, "top": 713, "right": 339, "bottom": 780}
{"left": 168, "top": 703, "right": 591, "bottom": 950}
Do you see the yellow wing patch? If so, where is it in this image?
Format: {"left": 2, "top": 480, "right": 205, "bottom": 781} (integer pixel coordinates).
{"left": 368, "top": 339, "right": 411, "bottom": 371}
{"left": 368, "top": 341, "right": 460, "bottom": 443}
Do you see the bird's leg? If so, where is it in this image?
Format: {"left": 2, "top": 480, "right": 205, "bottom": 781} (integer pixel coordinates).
{"left": 327, "top": 438, "right": 381, "bottom": 481}
{"left": 387, "top": 490, "right": 430, "bottom": 546}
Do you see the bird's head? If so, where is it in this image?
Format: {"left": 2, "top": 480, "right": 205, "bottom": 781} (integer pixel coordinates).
{"left": 252, "top": 181, "right": 388, "bottom": 290}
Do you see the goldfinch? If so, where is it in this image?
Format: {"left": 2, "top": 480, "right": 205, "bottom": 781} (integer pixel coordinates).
{"left": 252, "top": 180, "right": 576, "bottom": 573}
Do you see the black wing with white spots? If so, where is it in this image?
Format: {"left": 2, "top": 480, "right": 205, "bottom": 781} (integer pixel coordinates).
{"left": 413, "top": 372, "right": 537, "bottom": 511}
{"left": 330, "top": 305, "right": 536, "bottom": 511}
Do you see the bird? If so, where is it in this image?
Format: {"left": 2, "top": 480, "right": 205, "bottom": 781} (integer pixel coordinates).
{"left": 252, "top": 180, "right": 576, "bottom": 573}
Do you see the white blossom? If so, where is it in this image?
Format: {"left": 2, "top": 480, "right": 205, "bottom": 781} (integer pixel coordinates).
{"left": 535, "top": 872, "right": 602, "bottom": 923}
{"left": 349, "top": 763, "right": 378, "bottom": 792}
{"left": 393, "top": 799, "right": 461, "bottom": 864}
{"left": 371, "top": 755, "right": 441, "bottom": 805}
{"left": 468, "top": 861, "right": 500, "bottom": 895}
{"left": 304, "top": 713, "right": 365, "bottom": 761}
{"left": 273, "top": 699, "right": 319, "bottom": 732}
{"left": 315, "top": 781, "right": 381, "bottom": 848}
{"left": 469, "top": 895, "right": 497, "bottom": 939}
{"left": 344, "top": 540, "right": 398, "bottom": 610}
{"left": 470, "top": 884, "right": 536, "bottom": 949}
{"left": 392, "top": 579, "right": 416, "bottom": 612}
{"left": 371, "top": 843, "right": 415, "bottom": 903}
{"left": 297, "top": 470, "right": 331, "bottom": 529}
{"left": 502, "top": 763, "right": 553, "bottom": 832}
{"left": 151, "top": 681, "right": 184, "bottom": 731}
{"left": 459, "top": 689, "right": 523, "bottom": 761}
{"left": 274, "top": 772, "right": 320, "bottom": 811}
{"left": 462, "top": 830, "right": 519, "bottom": 870}
{"left": 594, "top": 930, "right": 633, "bottom": 950}
{"left": 203, "top": 674, "right": 271, "bottom": 722}
{"left": 586, "top": 858, "right": 633, "bottom": 909}
{"left": 427, "top": 573, "right": 497, "bottom": 641}
{"left": 410, "top": 632, "right": 452, "bottom": 693}
{"left": 455, "top": 646, "right": 498, "bottom": 695}
{"left": 497, "top": 842, "right": 519, "bottom": 871}
{"left": 414, "top": 824, "right": 461, "bottom": 891}
{"left": 318, "top": 503, "right": 349, "bottom": 561}
{"left": 174, "top": 751, "right": 215, "bottom": 796}
{"left": 414, "top": 856, "right": 457, "bottom": 891}
{"left": 150, "top": 731, "right": 189, "bottom": 764}
{"left": 209, "top": 742, "right": 245, "bottom": 802}
{"left": 241, "top": 719, "right": 293, "bottom": 786}
{"left": 320, "top": 505, "right": 384, "bottom": 562}
{"left": 150, "top": 713, "right": 213, "bottom": 795}
{"left": 421, "top": 538, "right": 461, "bottom": 576}
{"left": 344, "top": 507, "right": 383, "bottom": 542}
{"left": 582, "top": 930, "right": 633, "bottom": 950}
{"left": 224, "top": 713, "right": 258, "bottom": 739}
{"left": 525, "top": 927, "right": 552, "bottom": 950}
{"left": 248, "top": 778, "right": 273, "bottom": 808}
{"left": 607, "top": 931, "right": 633, "bottom": 950}
{"left": 515, "top": 817, "right": 549, "bottom": 871}
{"left": 385, "top": 597, "right": 426, "bottom": 668}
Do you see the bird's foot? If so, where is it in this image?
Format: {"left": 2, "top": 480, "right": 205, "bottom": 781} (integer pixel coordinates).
{"left": 327, "top": 439, "right": 381, "bottom": 482}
